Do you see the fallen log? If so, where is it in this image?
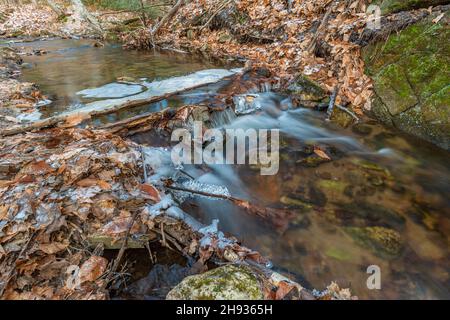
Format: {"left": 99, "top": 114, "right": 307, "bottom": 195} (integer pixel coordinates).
{"left": 0, "top": 68, "right": 245, "bottom": 137}
{"left": 142, "top": 205, "right": 314, "bottom": 300}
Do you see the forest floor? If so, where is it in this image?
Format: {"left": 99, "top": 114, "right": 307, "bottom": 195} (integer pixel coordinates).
{"left": 2, "top": 0, "right": 444, "bottom": 300}
{"left": 0, "top": 2, "right": 358, "bottom": 300}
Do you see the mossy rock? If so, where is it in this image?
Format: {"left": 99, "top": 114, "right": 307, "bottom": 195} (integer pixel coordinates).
{"left": 330, "top": 108, "right": 356, "bottom": 128}
{"left": 287, "top": 75, "right": 327, "bottom": 101}
{"left": 345, "top": 226, "right": 402, "bottom": 258}
{"left": 166, "top": 265, "right": 264, "bottom": 300}
{"left": 339, "top": 201, "right": 405, "bottom": 227}
{"left": 363, "top": 13, "right": 450, "bottom": 149}
{"left": 372, "top": 0, "right": 449, "bottom": 15}
{"left": 325, "top": 247, "right": 354, "bottom": 261}
{"left": 297, "top": 155, "right": 330, "bottom": 167}
{"left": 280, "top": 195, "right": 313, "bottom": 210}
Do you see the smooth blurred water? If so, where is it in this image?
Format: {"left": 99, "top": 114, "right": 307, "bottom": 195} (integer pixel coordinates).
{"left": 16, "top": 39, "right": 450, "bottom": 300}
{"left": 14, "top": 39, "right": 236, "bottom": 118}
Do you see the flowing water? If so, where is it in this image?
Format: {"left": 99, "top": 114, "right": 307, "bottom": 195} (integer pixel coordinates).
{"left": 13, "top": 39, "right": 450, "bottom": 300}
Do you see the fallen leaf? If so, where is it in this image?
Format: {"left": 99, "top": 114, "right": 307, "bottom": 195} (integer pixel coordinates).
{"left": 62, "top": 113, "right": 91, "bottom": 127}
{"left": 314, "top": 147, "right": 331, "bottom": 160}
{"left": 78, "top": 256, "right": 108, "bottom": 284}
{"left": 139, "top": 184, "right": 161, "bottom": 202}
{"left": 39, "top": 242, "right": 69, "bottom": 254}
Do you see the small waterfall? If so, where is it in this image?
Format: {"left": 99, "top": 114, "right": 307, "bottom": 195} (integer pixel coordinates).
{"left": 233, "top": 94, "right": 262, "bottom": 115}
{"left": 260, "top": 82, "right": 272, "bottom": 92}
{"left": 209, "top": 107, "right": 237, "bottom": 128}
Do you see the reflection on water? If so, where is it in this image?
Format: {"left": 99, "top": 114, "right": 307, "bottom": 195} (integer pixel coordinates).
{"left": 15, "top": 39, "right": 233, "bottom": 118}
{"left": 17, "top": 39, "right": 450, "bottom": 300}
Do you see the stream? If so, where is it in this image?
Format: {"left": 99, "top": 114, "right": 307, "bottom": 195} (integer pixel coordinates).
{"left": 9, "top": 39, "right": 450, "bottom": 299}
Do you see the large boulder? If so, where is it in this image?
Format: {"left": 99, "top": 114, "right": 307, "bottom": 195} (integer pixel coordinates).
{"left": 363, "top": 12, "right": 450, "bottom": 149}
{"left": 166, "top": 265, "right": 264, "bottom": 300}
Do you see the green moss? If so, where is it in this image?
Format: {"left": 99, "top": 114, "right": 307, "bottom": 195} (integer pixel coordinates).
{"left": 345, "top": 226, "right": 402, "bottom": 258}
{"left": 374, "top": 64, "right": 418, "bottom": 115}
{"left": 287, "top": 75, "right": 327, "bottom": 101}
{"left": 393, "top": 86, "right": 450, "bottom": 149}
{"left": 297, "top": 155, "right": 330, "bottom": 167}
{"left": 166, "top": 265, "right": 264, "bottom": 300}
{"left": 280, "top": 196, "right": 313, "bottom": 210}
{"left": 363, "top": 13, "right": 450, "bottom": 149}
{"left": 317, "top": 180, "right": 347, "bottom": 193}
{"left": 325, "top": 247, "right": 353, "bottom": 261}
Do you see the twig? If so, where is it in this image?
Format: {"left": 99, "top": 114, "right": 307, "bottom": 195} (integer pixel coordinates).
{"left": 326, "top": 85, "right": 339, "bottom": 120}
{"left": 166, "top": 184, "right": 232, "bottom": 201}
{"left": 0, "top": 232, "right": 36, "bottom": 296}
{"left": 307, "top": 0, "right": 335, "bottom": 53}
{"left": 144, "top": 241, "right": 155, "bottom": 264}
{"left": 101, "top": 211, "right": 140, "bottom": 290}
{"left": 335, "top": 104, "right": 360, "bottom": 122}
{"left": 151, "top": 0, "right": 186, "bottom": 38}
{"left": 140, "top": 146, "right": 148, "bottom": 183}
{"left": 200, "top": 0, "right": 232, "bottom": 31}
{"left": 165, "top": 184, "right": 294, "bottom": 230}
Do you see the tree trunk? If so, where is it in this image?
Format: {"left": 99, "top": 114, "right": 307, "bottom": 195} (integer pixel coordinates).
{"left": 151, "top": 0, "right": 185, "bottom": 36}
{"left": 70, "top": 0, "right": 103, "bottom": 35}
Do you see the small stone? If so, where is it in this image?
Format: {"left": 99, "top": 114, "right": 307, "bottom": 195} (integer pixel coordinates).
{"left": 166, "top": 265, "right": 264, "bottom": 300}
{"left": 345, "top": 226, "right": 402, "bottom": 258}
{"left": 351, "top": 123, "right": 373, "bottom": 135}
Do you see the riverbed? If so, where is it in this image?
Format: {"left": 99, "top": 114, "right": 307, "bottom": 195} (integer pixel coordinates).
{"left": 10, "top": 38, "right": 450, "bottom": 299}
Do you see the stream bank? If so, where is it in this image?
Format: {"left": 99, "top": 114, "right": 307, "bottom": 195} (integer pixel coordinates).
{"left": 123, "top": 0, "right": 449, "bottom": 150}
{"left": 0, "top": 2, "right": 449, "bottom": 301}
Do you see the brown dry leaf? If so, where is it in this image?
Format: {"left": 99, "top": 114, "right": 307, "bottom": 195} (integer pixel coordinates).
{"left": 62, "top": 113, "right": 91, "bottom": 127}
{"left": 275, "top": 281, "right": 296, "bottom": 300}
{"left": 97, "top": 180, "right": 111, "bottom": 190}
{"left": 313, "top": 147, "right": 331, "bottom": 160}
{"left": 78, "top": 256, "right": 108, "bottom": 284}
{"left": 139, "top": 184, "right": 161, "bottom": 202}
{"left": 76, "top": 178, "right": 111, "bottom": 190}
{"left": 0, "top": 205, "right": 8, "bottom": 220}
{"left": 0, "top": 179, "right": 14, "bottom": 187}
{"left": 30, "top": 160, "right": 54, "bottom": 175}
{"left": 39, "top": 242, "right": 69, "bottom": 254}
{"left": 14, "top": 103, "right": 33, "bottom": 109}
{"left": 76, "top": 178, "right": 98, "bottom": 187}
{"left": 100, "top": 214, "right": 139, "bottom": 236}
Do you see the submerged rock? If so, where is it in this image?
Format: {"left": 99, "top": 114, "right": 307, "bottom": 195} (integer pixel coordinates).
{"left": 297, "top": 155, "right": 330, "bottom": 167}
{"left": 329, "top": 108, "right": 355, "bottom": 128}
{"left": 345, "top": 226, "right": 402, "bottom": 258}
{"left": 287, "top": 75, "right": 327, "bottom": 102}
{"left": 351, "top": 123, "right": 373, "bottom": 135}
{"left": 363, "top": 12, "right": 450, "bottom": 149}
{"left": 166, "top": 265, "right": 264, "bottom": 300}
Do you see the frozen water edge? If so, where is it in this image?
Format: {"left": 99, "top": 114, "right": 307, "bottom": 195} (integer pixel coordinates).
{"left": 77, "top": 82, "right": 146, "bottom": 99}
{"left": 54, "top": 68, "right": 240, "bottom": 120}
{"left": 141, "top": 146, "right": 236, "bottom": 250}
